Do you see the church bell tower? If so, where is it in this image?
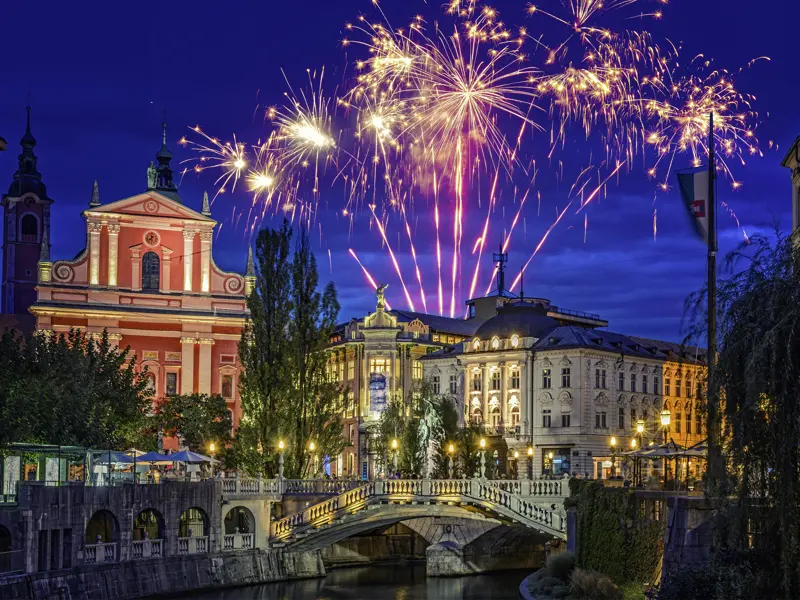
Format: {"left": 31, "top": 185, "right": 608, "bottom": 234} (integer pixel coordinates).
{"left": 1, "top": 107, "right": 52, "bottom": 315}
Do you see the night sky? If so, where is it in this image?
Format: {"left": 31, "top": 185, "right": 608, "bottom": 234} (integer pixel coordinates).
{"left": 1, "top": 0, "right": 797, "bottom": 342}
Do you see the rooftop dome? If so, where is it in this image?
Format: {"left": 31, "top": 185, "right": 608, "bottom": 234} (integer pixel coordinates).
{"left": 473, "top": 302, "right": 559, "bottom": 341}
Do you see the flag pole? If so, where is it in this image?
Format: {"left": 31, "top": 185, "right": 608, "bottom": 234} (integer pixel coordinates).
{"left": 706, "top": 111, "right": 721, "bottom": 499}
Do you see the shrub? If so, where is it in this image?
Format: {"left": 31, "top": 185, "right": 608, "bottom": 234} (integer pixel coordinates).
{"left": 551, "top": 584, "right": 571, "bottom": 598}
{"left": 546, "top": 551, "right": 576, "bottom": 581}
{"left": 533, "top": 575, "right": 565, "bottom": 594}
{"left": 570, "top": 568, "right": 623, "bottom": 600}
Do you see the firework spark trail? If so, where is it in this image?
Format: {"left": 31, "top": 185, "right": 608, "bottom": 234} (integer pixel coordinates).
{"left": 369, "top": 205, "right": 416, "bottom": 311}
{"left": 450, "top": 138, "right": 464, "bottom": 318}
{"left": 576, "top": 160, "right": 627, "bottom": 213}
{"left": 467, "top": 167, "right": 501, "bottom": 305}
{"left": 399, "top": 200, "right": 428, "bottom": 313}
{"left": 484, "top": 185, "right": 532, "bottom": 295}
{"left": 433, "top": 170, "right": 444, "bottom": 316}
{"left": 349, "top": 248, "right": 392, "bottom": 311}
{"left": 510, "top": 201, "right": 573, "bottom": 293}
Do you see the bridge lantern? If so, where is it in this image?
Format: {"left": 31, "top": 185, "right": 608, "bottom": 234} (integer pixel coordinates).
{"left": 479, "top": 438, "right": 486, "bottom": 449}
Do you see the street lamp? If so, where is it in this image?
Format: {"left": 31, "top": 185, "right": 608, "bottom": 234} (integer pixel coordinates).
{"left": 277, "top": 440, "right": 286, "bottom": 479}
{"left": 660, "top": 409, "right": 671, "bottom": 484}
{"left": 610, "top": 436, "right": 617, "bottom": 478}
{"left": 308, "top": 441, "right": 318, "bottom": 478}
{"left": 208, "top": 442, "right": 216, "bottom": 477}
{"left": 447, "top": 443, "right": 455, "bottom": 479}
{"left": 527, "top": 447, "right": 534, "bottom": 480}
{"left": 391, "top": 438, "right": 399, "bottom": 475}
{"left": 479, "top": 438, "right": 487, "bottom": 479}
{"left": 630, "top": 437, "right": 639, "bottom": 486}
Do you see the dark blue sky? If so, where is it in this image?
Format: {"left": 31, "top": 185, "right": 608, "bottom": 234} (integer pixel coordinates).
{"left": 1, "top": 0, "right": 796, "bottom": 341}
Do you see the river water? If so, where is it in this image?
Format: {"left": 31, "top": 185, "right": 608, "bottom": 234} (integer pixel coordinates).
{"left": 185, "top": 563, "right": 529, "bottom": 600}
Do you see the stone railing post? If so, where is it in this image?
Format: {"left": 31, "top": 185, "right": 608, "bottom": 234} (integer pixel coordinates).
{"left": 234, "top": 471, "right": 240, "bottom": 495}
{"left": 421, "top": 479, "right": 432, "bottom": 496}
{"left": 374, "top": 480, "right": 384, "bottom": 495}
{"left": 257, "top": 472, "right": 262, "bottom": 494}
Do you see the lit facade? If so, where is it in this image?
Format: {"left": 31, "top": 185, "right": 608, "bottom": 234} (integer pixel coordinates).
{"left": 27, "top": 124, "right": 251, "bottom": 438}
{"left": 421, "top": 300, "right": 708, "bottom": 479}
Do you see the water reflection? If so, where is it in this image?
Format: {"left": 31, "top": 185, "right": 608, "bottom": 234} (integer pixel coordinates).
{"left": 186, "top": 563, "right": 527, "bottom": 600}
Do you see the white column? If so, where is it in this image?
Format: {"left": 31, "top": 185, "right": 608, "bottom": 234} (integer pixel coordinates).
{"left": 199, "top": 231, "right": 212, "bottom": 294}
{"left": 197, "top": 337, "right": 214, "bottom": 394}
{"left": 183, "top": 230, "right": 196, "bottom": 292}
{"left": 107, "top": 223, "right": 120, "bottom": 288}
{"left": 88, "top": 222, "right": 103, "bottom": 286}
{"left": 180, "top": 337, "right": 195, "bottom": 394}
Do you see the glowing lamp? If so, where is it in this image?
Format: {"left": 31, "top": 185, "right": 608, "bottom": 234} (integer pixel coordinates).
{"left": 660, "top": 409, "right": 671, "bottom": 427}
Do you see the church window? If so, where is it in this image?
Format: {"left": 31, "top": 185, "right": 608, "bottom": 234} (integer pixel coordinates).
{"left": 165, "top": 372, "right": 178, "bottom": 396}
{"left": 221, "top": 375, "right": 233, "bottom": 399}
{"left": 21, "top": 214, "right": 37, "bottom": 241}
{"left": 142, "top": 252, "right": 160, "bottom": 291}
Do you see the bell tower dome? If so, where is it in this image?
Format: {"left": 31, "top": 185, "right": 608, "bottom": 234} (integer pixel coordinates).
{"left": 1, "top": 107, "right": 53, "bottom": 315}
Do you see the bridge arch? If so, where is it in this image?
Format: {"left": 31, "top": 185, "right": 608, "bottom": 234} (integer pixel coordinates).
{"left": 85, "top": 509, "right": 119, "bottom": 544}
{"left": 133, "top": 508, "right": 165, "bottom": 541}
{"left": 224, "top": 506, "right": 255, "bottom": 534}
{"left": 179, "top": 507, "right": 209, "bottom": 538}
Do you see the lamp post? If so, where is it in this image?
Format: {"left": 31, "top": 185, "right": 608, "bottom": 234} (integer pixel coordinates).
{"left": 610, "top": 437, "right": 617, "bottom": 479}
{"left": 527, "top": 447, "right": 534, "bottom": 480}
{"left": 391, "top": 438, "right": 399, "bottom": 475}
{"left": 277, "top": 440, "right": 285, "bottom": 480}
{"left": 447, "top": 443, "right": 455, "bottom": 479}
{"left": 479, "top": 438, "right": 487, "bottom": 479}
{"left": 512, "top": 450, "right": 520, "bottom": 480}
{"left": 208, "top": 442, "right": 216, "bottom": 477}
{"left": 660, "top": 409, "right": 671, "bottom": 484}
{"left": 630, "top": 437, "right": 638, "bottom": 486}
{"left": 308, "top": 441, "right": 318, "bottom": 478}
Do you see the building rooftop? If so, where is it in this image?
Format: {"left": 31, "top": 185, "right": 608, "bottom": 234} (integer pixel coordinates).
{"left": 389, "top": 309, "right": 481, "bottom": 337}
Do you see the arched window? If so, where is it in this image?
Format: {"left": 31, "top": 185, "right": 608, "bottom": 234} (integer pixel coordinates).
{"left": 510, "top": 405, "right": 520, "bottom": 426}
{"left": 490, "top": 405, "right": 501, "bottom": 426}
{"left": 471, "top": 406, "right": 483, "bottom": 424}
{"left": 20, "top": 214, "right": 37, "bottom": 241}
{"left": 142, "top": 251, "right": 160, "bottom": 291}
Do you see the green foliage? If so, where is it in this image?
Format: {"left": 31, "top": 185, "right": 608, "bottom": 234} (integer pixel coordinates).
{"left": 568, "top": 480, "right": 662, "bottom": 585}
{"left": 570, "top": 568, "right": 623, "bottom": 600}
{"left": 683, "top": 233, "right": 800, "bottom": 598}
{"left": 373, "top": 380, "right": 442, "bottom": 477}
{"left": 619, "top": 582, "right": 645, "bottom": 600}
{"left": 154, "top": 393, "right": 231, "bottom": 455}
{"left": 430, "top": 397, "right": 459, "bottom": 478}
{"left": 453, "top": 421, "right": 482, "bottom": 478}
{"left": 0, "top": 329, "right": 152, "bottom": 450}
{"left": 547, "top": 551, "right": 577, "bottom": 581}
{"left": 236, "top": 221, "right": 345, "bottom": 477}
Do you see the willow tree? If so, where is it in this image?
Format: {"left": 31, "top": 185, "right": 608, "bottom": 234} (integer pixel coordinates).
{"left": 684, "top": 232, "right": 800, "bottom": 599}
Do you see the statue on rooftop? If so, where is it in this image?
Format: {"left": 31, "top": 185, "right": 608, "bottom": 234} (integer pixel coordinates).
{"left": 376, "top": 283, "right": 389, "bottom": 310}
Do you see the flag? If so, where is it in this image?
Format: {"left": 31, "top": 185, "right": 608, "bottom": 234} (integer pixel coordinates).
{"left": 677, "top": 169, "right": 709, "bottom": 242}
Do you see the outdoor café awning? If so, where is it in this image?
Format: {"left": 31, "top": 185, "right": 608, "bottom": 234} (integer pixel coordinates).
{"left": 169, "top": 450, "right": 216, "bottom": 464}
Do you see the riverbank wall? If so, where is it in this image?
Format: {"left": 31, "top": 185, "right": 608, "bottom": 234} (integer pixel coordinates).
{"left": 0, "top": 548, "right": 324, "bottom": 600}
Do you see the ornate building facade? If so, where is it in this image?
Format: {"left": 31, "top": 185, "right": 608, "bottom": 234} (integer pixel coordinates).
{"left": 25, "top": 123, "right": 251, "bottom": 435}
{"left": 421, "top": 298, "right": 707, "bottom": 479}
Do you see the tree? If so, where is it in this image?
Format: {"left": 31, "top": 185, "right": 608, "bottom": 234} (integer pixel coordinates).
{"left": 0, "top": 329, "right": 152, "bottom": 450}
{"left": 431, "top": 397, "right": 460, "bottom": 478}
{"left": 155, "top": 393, "right": 232, "bottom": 453}
{"left": 236, "top": 221, "right": 345, "bottom": 477}
{"left": 685, "top": 232, "right": 800, "bottom": 599}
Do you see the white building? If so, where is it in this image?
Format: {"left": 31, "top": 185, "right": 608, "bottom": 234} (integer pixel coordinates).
{"left": 422, "top": 297, "right": 707, "bottom": 479}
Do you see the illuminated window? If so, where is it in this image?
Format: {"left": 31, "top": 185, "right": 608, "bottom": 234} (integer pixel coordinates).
{"left": 348, "top": 359, "right": 355, "bottom": 380}
{"left": 665, "top": 378, "right": 671, "bottom": 396}
{"left": 510, "top": 405, "right": 520, "bottom": 426}
{"left": 370, "top": 358, "right": 391, "bottom": 374}
{"left": 491, "top": 370, "right": 501, "bottom": 391}
{"left": 472, "top": 338, "right": 481, "bottom": 351}
{"left": 471, "top": 371, "right": 482, "bottom": 392}
{"left": 338, "top": 361, "right": 344, "bottom": 382}
{"left": 510, "top": 334, "right": 520, "bottom": 348}
{"left": 675, "top": 412, "right": 682, "bottom": 434}
{"left": 490, "top": 406, "right": 501, "bottom": 426}
{"left": 221, "top": 374, "right": 233, "bottom": 399}
{"left": 542, "top": 368, "right": 551, "bottom": 389}
{"left": 491, "top": 336, "right": 500, "bottom": 350}
{"left": 510, "top": 370, "right": 520, "bottom": 389}
{"left": 413, "top": 361, "right": 422, "bottom": 380}
{"left": 471, "top": 406, "right": 483, "bottom": 424}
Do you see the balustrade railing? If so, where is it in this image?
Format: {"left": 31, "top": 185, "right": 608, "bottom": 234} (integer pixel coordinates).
{"left": 131, "top": 539, "right": 163, "bottom": 559}
{"left": 84, "top": 542, "right": 117, "bottom": 564}
{"left": 177, "top": 535, "right": 208, "bottom": 554}
{"left": 271, "top": 477, "right": 568, "bottom": 543}
{"left": 223, "top": 532, "right": 255, "bottom": 550}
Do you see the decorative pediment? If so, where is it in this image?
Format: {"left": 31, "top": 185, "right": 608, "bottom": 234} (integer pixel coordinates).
{"left": 509, "top": 395, "right": 520, "bottom": 407}
{"left": 540, "top": 392, "right": 554, "bottom": 404}
{"left": 489, "top": 396, "right": 500, "bottom": 408}
{"left": 629, "top": 363, "right": 639, "bottom": 373}
{"left": 642, "top": 396, "right": 651, "bottom": 407}
{"left": 471, "top": 397, "right": 481, "bottom": 408}
{"left": 630, "top": 395, "right": 640, "bottom": 406}
{"left": 641, "top": 365, "right": 650, "bottom": 374}
{"left": 595, "top": 391, "right": 608, "bottom": 405}
{"left": 596, "top": 359, "right": 608, "bottom": 369}
{"left": 541, "top": 358, "right": 552, "bottom": 367}
{"left": 560, "top": 356, "right": 572, "bottom": 367}
{"left": 618, "top": 394, "right": 627, "bottom": 405}
{"left": 85, "top": 191, "right": 214, "bottom": 223}
{"left": 559, "top": 391, "right": 573, "bottom": 405}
